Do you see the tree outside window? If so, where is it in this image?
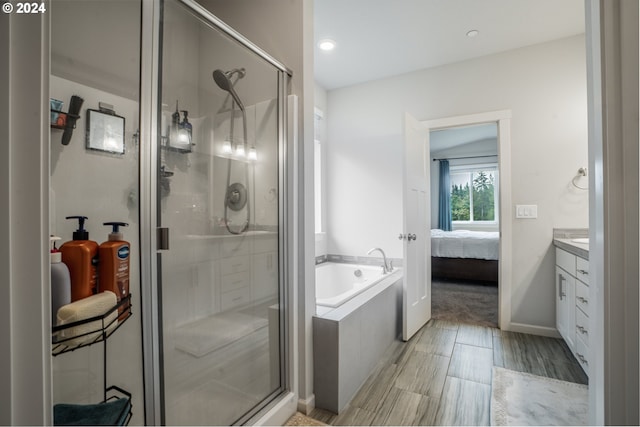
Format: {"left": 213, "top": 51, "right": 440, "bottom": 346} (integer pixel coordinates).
{"left": 450, "top": 168, "right": 497, "bottom": 222}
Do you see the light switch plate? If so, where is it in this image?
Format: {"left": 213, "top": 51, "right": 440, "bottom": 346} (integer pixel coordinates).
{"left": 515, "top": 204, "right": 538, "bottom": 218}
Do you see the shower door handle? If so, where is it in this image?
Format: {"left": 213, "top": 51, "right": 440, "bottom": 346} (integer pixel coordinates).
{"left": 157, "top": 227, "right": 170, "bottom": 250}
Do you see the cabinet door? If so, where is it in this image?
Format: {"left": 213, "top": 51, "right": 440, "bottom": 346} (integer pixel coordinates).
{"left": 555, "top": 266, "right": 575, "bottom": 348}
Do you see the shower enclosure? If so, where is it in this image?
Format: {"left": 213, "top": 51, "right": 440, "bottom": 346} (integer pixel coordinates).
{"left": 149, "top": 0, "right": 290, "bottom": 424}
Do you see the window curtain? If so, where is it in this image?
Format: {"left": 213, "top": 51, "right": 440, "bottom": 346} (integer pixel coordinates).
{"left": 438, "top": 160, "right": 452, "bottom": 231}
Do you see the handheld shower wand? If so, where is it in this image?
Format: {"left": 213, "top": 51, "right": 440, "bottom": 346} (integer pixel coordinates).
{"left": 212, "top": 67, "right": 250, "bottom": 235}
{"left": 212, "top": 68, "right": 245, "bottom": 111}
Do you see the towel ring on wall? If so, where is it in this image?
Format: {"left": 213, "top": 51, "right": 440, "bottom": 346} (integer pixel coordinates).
{"left": 571, "top": 167, "right": 588, "bottom": 190}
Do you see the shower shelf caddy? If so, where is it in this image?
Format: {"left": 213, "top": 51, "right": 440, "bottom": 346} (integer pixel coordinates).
{"left": 51, "top": 294, "right": 133, "bottom": 426}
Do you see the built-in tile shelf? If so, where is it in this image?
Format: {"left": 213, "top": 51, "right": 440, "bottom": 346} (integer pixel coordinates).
{"left": 316, "top": 254, "right": 403, "bottom": 268}
{"left": 183, "top": 230, "right": 276, "bottom": 241}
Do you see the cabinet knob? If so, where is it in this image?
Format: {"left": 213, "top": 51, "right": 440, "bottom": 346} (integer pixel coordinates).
{"left": 577, "top": 269, "right": 589, "bottom": 275}
{"left": 576, "top": 325, "right": 588, "bottom": 335}
{"left": 577, "top": 296, "right": 589, "bottom": 304}
{"left": 408, "top": 233, "right": 417, "bottom": 241}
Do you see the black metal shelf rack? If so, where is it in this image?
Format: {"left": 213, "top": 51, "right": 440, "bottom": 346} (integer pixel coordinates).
{"left": 52, "top": 294, "right": 133, "bottom": 426}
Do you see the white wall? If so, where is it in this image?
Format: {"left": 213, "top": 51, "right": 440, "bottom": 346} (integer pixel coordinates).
{"left": 326, "top": 35, "right": 589, "bottom": 329}
{"left": 315, "top": 83, "right": 328, "bottom": 256}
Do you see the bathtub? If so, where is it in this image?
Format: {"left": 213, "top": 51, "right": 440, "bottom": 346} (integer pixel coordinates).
{"left": 315, "top": 262, "right": 388, "bottom": 308}
{"left": 313, "top": 262, "right": 403, "bottom": 413}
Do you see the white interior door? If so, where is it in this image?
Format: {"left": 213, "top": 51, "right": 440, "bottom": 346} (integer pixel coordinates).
{"left": 402, "top": 113, "right": 431, "bottom": 341}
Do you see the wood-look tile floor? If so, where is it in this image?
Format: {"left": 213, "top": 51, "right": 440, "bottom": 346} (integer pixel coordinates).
{"left": 310, "top": 319, "right": 588, "bottom": 426}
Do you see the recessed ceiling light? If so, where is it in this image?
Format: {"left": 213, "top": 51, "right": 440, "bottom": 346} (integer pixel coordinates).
{"left": 466, "top": 30, "right": 479, "bottom": 38}
{"left": 318, "top": 39, "right": 336, "bottom": 51}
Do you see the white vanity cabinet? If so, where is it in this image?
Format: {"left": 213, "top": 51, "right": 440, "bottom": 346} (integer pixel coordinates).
{"left": 555, "top": 247, "right": 589, "bottom": 375}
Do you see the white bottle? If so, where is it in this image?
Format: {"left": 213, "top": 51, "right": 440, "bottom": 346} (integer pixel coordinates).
{"left": 50, "top": 236, "right": 71, "bottom": 327}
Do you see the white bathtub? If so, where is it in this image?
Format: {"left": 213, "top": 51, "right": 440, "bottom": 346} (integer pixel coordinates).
{"left": 315, "top": 262, "right": 389, "bottom": 308}
{"left": 313, "top": 262, "right": 403, "bottom": 412}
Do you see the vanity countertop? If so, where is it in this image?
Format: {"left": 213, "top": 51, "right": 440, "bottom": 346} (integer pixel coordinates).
{"left": 553, "top": 228, "right": 589, "bottom": 260}
{"left": 553, "top": 238, "right": 588, "bottom": 260}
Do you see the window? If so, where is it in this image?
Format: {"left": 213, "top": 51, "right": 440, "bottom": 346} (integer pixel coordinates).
{"left": 450, "top": 165, "right": 498, "bottom": 223}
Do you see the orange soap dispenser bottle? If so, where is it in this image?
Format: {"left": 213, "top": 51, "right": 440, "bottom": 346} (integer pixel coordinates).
{"left": 60, "top": 216, "right": 99, "bottom": 301}
{"left": 98, "top": 222, "right": 130, "bottom": 313}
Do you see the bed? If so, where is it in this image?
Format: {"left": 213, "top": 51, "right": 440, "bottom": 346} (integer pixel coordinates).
{"left": 430, "top": 229, "right": 499, "bottom": 283}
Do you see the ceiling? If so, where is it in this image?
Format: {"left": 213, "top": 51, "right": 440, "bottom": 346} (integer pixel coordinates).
{"left": 430, "top": 123, "right": 497, "bottom": 153}
{"left": 314, "top": 0, "right": 585, "bottom": 91}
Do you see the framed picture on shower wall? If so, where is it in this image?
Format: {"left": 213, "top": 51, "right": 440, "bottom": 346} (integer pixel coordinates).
{"left": 86, "top": 109, "right": 126, "bottom": 155}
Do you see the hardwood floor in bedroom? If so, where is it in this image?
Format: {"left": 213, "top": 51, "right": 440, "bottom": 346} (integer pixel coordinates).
{"left": 309, "top": 319, "right": 587, "bottom": 426}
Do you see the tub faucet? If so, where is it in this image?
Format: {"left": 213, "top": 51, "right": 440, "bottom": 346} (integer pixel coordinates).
{"left": 367, "top": 247, "right": 393, "bottom": 274}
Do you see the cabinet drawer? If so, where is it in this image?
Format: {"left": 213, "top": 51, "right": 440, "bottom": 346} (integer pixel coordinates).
{"left": 576, "top": 257, "right": 589, "bottom": 285}
{"left": 556, "top": 248, "right": 576, "bottom": 276}
{"left": 575, "top": 306, "right": 589, "bottom": 346}
{"left": 221, "top": 286, "right": 250, "bottom": 310}
{"left": 221, "top": 256, "right": 250, "bottom": 276}
{"left": 575, "top": 280, "right": 589, "bottom": 314}
{"left": 221, "top": 271, "right": 250, "bottom": 293}
{"left": 574, "top": 335, "right": 589, "bottom": 375}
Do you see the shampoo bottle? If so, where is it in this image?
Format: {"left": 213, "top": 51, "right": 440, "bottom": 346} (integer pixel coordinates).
{"left": 60, "top": 216, "right": 99, "bottom": 301}
{"left": 181, "top": 110, "right": 192, "bottom": 143}
{"left": 98, "top": 222, "right": 130, "bottom": 315}
{"left": 50, "top": 236, "right": 71, "bottom": 327}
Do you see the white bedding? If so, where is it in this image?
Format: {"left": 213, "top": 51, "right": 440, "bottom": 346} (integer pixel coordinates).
{"left": 431, "top": 229, "right": 499, "bottom": 260}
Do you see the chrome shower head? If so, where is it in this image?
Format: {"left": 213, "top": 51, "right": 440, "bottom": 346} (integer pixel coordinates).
{"left": 213, "top": 68, "right": 245, "bottom": 111}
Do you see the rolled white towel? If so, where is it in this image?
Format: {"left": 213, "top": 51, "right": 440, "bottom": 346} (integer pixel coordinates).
{"left": 56, "top": 291, "right": 118, "bottom": 347}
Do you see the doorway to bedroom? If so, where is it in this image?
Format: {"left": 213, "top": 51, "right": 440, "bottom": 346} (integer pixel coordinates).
{"left": 425, "top": 112, "right": 510, "bottom": 329}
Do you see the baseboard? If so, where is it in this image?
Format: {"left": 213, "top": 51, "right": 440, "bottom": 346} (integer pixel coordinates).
{"left": 297, "top": 394, "right": 315, "bottom": 415}
{"left": 507, "top": 322, "right": 561, "bottom": 338}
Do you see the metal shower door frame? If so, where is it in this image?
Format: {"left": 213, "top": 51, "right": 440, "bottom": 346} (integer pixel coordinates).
{"left": 139, "top": 0, "right": 292, "bottom": 424}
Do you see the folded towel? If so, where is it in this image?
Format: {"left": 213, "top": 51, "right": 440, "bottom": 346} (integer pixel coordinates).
{"left": 56, "top": 291, "right": 118, "bottom": 347}
{"left": 53, "top": 397, "right": 130, "bottom": 426}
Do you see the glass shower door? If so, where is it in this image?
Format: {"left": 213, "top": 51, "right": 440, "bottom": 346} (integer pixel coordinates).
{"left": 157, "top": 0, "right": 284, "bottom": 424}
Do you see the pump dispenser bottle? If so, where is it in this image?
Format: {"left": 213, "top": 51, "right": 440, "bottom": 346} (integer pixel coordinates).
{"left": 60, "top": 216, "right": 99, "bottom": 301}
{"left": 50, "top": 236, "right": 71, "bottom": 327}
{"left": 98, "top": 222, "right": 130, "bottom": 314}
